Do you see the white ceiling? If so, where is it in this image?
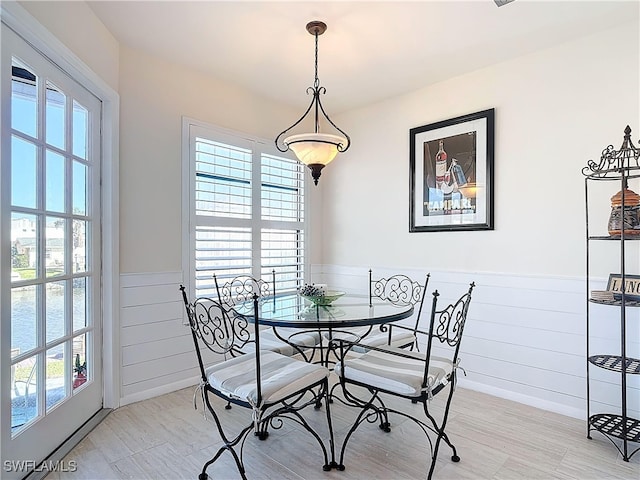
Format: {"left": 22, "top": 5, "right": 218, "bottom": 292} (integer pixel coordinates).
{"left": 87, "top": 0, "right": 638, "bottom": 113}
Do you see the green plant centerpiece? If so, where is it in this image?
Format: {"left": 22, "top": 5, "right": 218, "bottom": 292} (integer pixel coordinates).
{"left": 298, "top": 283, "right": 345, "bottom": 306}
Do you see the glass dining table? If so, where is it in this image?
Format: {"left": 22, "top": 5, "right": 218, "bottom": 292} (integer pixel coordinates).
{"left": 234, "top": 292, "right": 414, "bottom": 365}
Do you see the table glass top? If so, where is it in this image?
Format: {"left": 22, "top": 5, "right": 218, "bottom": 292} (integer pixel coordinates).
{"left": 234, "top": 293, "right": 414, "bottom": 329}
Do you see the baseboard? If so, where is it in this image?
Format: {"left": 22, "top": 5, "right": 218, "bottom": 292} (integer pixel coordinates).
{"left": 119, "top": 375, "right": 199, "bottom": 407}
{"left": 458, "top": 377, "right": 585, "bottom": 420}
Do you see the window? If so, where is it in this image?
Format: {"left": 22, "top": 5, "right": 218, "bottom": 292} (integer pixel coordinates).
{"left": 184, "top": 120, "right": 307, "bottom": 297}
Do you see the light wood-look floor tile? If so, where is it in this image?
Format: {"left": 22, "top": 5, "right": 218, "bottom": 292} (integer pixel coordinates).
{"left": 51, "top": 382, "right": 640, "bottom": 480}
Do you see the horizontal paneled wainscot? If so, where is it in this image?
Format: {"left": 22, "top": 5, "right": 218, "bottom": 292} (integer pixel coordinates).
{"left": 119, "top": 272, "right": 199, "bottom": 405}
{"left": 120, "top": 268, "right": 639, "bottom": 420}
{"left": 313, "top": 264, "right": 639, "bottom": 420}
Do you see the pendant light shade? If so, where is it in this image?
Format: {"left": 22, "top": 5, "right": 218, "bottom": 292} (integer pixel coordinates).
{"left": 284, "top": 133, "right": 346, "bottom": 165}
{"left": 276, "top": 21, "right": 351, "bottom": 185}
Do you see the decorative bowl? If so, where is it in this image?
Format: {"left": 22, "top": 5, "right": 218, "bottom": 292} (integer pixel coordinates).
{"left": 300, "top": 290, "right": 345, "bottom": 306}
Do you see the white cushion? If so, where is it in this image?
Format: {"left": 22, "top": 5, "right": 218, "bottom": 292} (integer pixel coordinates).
{"left": 206, "top": 350, "right": 330, "bottom": 406}
{"left": 335, "top": 347, "right": 453, "bottom": 397}
{"left": 355, "top": 331, "right": 416, "bottom": 352}
{"left": 238, "top": 328, "right": 321, "bottom": 357}
{"left": 327, "top": 327, "right": 416, "bottom": 353}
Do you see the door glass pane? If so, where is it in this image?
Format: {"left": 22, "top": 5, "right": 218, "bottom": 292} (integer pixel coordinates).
{"left": 73, "top": 334, "right": 88, "bottom": 391}
{"left": 72, "top": 219, "right": 87, "bottom": 273}
{"left": 11, "top": 135, "right": 37, "bottom": 208}
{"left": 46, "top": 216, "right": 66, "bottom": 277}
{"left": 72, "top": 161, "right": 87, "bottom": 215}
{"left": 46, "top": 344, "right": 66, "bottom": 411}
{"left": 11, "top": 213, "right": 38, "bottom": 281}
{"left": 73, "top": 278, "right": 87, "bottom": 331}
{"left": 46, "top": 281, "right": 65, "bottom": 344}
{"left": 72, "top": 100, "right": 88, "bottom": 160}
{"left": 45, "top": 81, "right": 65, "bottom": 150}
{"left": 11, "top": 354, "right": 39, "bottom": 432}
{"left": 11, "top": 61, "right": 37, "bottom": 138}
{"left": 11, "top": 285, "right": 38, "bottom": 354}
{"left": 46, "top": 150, "right": 65, "bottom": 212}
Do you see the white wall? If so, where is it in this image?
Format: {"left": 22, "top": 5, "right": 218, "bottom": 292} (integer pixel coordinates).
{"left": 316, "top": 19, "right": 640, "bottom": 418}
{"left": 322, "top": 19, "right": 639, "bottom": 277}
{"left": 117, "top": 46, "right": 323, "bottom": 273}
{"left": 18, "top": 1, "right": 119, "bottom": 91}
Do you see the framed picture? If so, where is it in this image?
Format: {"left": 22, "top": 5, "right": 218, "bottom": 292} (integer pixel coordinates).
{"left": 409, "top": 108, "right": 495, "bottom": 232}
{"left": 606, "top": 273, "right": 640, "bottom": 300}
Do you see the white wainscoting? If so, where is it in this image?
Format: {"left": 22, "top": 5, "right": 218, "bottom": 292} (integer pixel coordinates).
{"left": 119, "top": 272, "right": 199, "bottom": 406}
{"left": 313, "top": 264, "right": 640, "bottom": 420}
{"left": 119, "top": 268, "right": 639, "bottom": 420}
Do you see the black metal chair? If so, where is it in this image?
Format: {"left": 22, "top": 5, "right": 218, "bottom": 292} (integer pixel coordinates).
{"left": 333, "top": 270, "right": 429, "bottom": 353}
{"left": 364, "top": 270, "right": 430, "bottom": 350}
{"left": 214, "top": 273, "right": 273, "bottom": 307}
{"left": 179, "top": 285, "right": 336, "bottom": 480}
{"left": 214, "top": 273, "right": 321, "bottom": 356}
{"left": 333, "top": 282, "right": 475, "bottom": 479}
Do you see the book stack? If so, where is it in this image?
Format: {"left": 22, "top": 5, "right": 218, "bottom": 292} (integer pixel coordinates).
{"left": 591, "top": 290, "right": 615, "bottom": 302}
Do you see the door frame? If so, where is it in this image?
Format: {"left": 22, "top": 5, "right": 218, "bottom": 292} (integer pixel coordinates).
{"left": 0, "top": 1, "right": 120, "bottom": 418}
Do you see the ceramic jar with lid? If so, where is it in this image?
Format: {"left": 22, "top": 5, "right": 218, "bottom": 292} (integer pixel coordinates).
{"left": 608, "top": 187, "right": 640, "bottom": 236}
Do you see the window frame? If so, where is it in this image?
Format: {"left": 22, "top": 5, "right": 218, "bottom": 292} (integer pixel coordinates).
{"left": 181, "top": 117, "right": 310, "bottom": 298}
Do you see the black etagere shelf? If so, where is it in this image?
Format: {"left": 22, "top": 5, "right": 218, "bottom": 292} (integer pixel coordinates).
{"left": 583, "top": 126, "right": 640, "bottom": 462}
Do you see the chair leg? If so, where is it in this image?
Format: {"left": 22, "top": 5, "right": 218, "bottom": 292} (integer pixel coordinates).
{"left": 375, "top": 396, "right": 391, "bottom": 432}
{"left": 198, "top": 446, "right": 233, "bottom": 480}
{"left": 289, "top": 379, "right": 335, "bottom": 470}
{"left": 201, "top": 391, "right": 254, "bottom": 478}
{"left": 338, "top": 390, "right": 381, "bottom": 469}
{"left": 254, "top": 415, "right": 270, "bottom": 440}
{"left": 322, "top": 379, "right": 338, "bottom": 470}
{"left": 425, "top": 382, "right": 459, "bottom": 480}
{"left": 253, "top": 379, "right": 335, "bottom": 471}
{"left": 328, "top": 382, "right": 341, "bottom": 404}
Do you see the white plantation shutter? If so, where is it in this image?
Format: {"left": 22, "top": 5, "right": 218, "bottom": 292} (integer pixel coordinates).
{"left": 195, "top": 138, "right": 252, "bottom": 218}
{"left": 186, "top": 122, "right": 307, "bottom": 297}
{"left": 194, "top": 225, "right": 252, "bottom": 296}
{"left": 261, "top": 228, "right": 305, "bottom": 294}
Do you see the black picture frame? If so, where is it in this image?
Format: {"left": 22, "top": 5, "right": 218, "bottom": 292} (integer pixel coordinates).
{"left": 409, "top": 108, "right": 495, "bottom": 232}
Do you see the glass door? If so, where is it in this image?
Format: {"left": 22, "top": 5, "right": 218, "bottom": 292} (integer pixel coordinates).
{"left": 1, "top": 24, "right": 103, "bottom": 477}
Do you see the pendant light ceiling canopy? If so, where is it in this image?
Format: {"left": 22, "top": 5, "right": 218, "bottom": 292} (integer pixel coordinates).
{"left": 275, "top": 21, "right": 351, "bottom": 185}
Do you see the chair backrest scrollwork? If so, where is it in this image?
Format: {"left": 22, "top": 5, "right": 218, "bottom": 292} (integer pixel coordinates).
{"left": 214, "top": 274, "right": 273, "bottom": 307}
{"left": 180, "top": 285, "right": 259, "bottom": 380}
{"left": 369, "top": 270, "right": 427, "bottom": 307}
{"left": 369, "top": 270, "right": 430, "bottom": 342}
{"left": 432, "top": 282, "right": 475, "bottom": 348}
{"left": 421, "top": 282, "right": 475, "bottom": 391}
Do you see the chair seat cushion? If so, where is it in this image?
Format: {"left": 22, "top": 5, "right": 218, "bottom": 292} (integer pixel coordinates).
{"left": 355, "top": 330, "right": 416, "bottom": 352}
{"left": 335, "top": 347, "right": 453, "bottom": 397}
{"left": 206, "top": 350, "right": 329, "bottom": 406}
{"left": 327, "top": 327, "right": 416, "bottom": 353}
{"left": 238, "top": 328, "right": 321, "bottom": 356}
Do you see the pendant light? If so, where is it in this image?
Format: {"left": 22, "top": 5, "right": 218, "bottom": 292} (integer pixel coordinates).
{"left": 275, "top": 21, "right": 351, "bottom": 185}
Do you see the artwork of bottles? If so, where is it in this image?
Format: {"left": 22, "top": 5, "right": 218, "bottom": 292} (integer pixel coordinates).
{"left": 434, "top": 139, "right": 469, "bottom": 195}
{"left": 435, "top": 140, "right": 448, "bottom": 190}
